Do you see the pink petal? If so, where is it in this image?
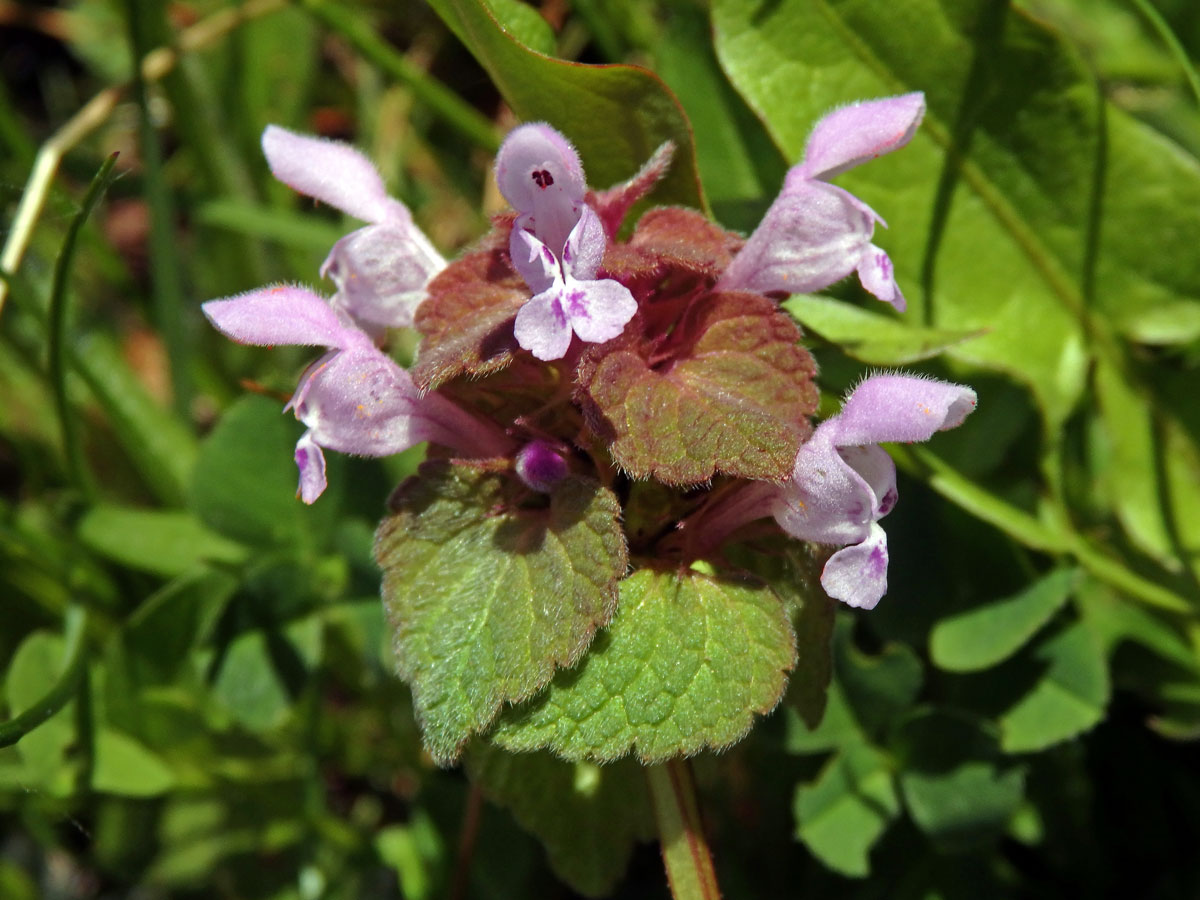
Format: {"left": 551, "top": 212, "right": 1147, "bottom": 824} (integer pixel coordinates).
{"left": 821, "top": 524, "right": 890, "bottom": 609}
{"left": 772, "top": 430, "right": 878, "bottom": 546}
{"left": 293, "top": 348, "right": 430, "bottom": 457}
{"left": 800, "top": 93, "right": 926, "bottom": 182}
{"left": 202, "top": 285, "right": 368, "bottom": 350}
{"left": 856, "top": 244, "right": 907, "bottom": 311}
{"left": 295, "top": 431, "right": 328, "bottom": 504}
{"left": 496, "top": 123, "right": 586, "bottom": 262}
{"left": 718, "top": 181, "right": 875, "bottom": 295}
{"left": 828, "top": 375, "right": 978, "bottom": 447}
{"left": 262, "top": 125, "right": 409, "bottom": 225}
{"left": 560, "top": 206, "right": 607, "bottom": 282}
{"left": 513, "top": 288, "right": 573, "bottom": 361}
{"left": 322, "top": 223, "right": 445, "bottom": 329}
{"left": 509, "top": 228, "right": 561, "bottom": 295}
{"left": 565, "top": 279, "right": 637, "bottom": 345}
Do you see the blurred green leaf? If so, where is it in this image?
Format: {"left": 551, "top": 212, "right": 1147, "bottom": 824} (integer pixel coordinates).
{"left": 649, "top": 2, "right": 787, "bottom": 229}
{"left": 375, "top": 811, "right": 444, "bottom": 900}
{"left": 78, "top": 506, "right": 248, "bottom": 578}
{"left": 212, "top": 617, "right": 321, "bottom": 732}
{"left": 999, "top": 622, "right": 1110, "bottom": 753}
{"left": 894, "top": 710, "right": 1025, "bottom": 851}
{"left": 467, "top": 744, "right": 654, "bottom": 896}
{"left": 375, "top": 465, "right": 627, "bottom": 764}
{"left": 493, "top": 567, "right": 797, "bottom": 762}
{"left": 784, "top": 295, "right": 985, "bottom": 366}
{"left": 123, "top": 568, "right": 239, "bottom": 684}
{"left": 1094, "top": 360, "right": 1200, "bottom": 581}
{"left": 484, "top": 0, "right": 556, "bottom": 56}
{"left": 793, "top": 741, "right": 899, "bottom": 878}
{"left": 428, "top": 0, "right": 706, "bottom": 209}
{"left": 835, "top": 619, "right": 924, "bottom": 740}
{"left": 190, "top": 394, "right": 308, "bottom": 548}
{"left": 92, "top": 727, "right": 176, "bottom": 797}
{"left": 930, "top": 568, "right": 1077, "bottom": 672}
{"left": 3, "top": 631, "right": 77, "bottom": 794}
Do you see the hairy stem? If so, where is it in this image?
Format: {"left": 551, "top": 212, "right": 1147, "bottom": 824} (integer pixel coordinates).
{"left": 646, "top": 759, "right": 722, "bottom": 900}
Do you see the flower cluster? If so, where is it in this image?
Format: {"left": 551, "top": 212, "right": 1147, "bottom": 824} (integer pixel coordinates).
{"left": 204, "top": 92, "right": 974, "bottom": 610}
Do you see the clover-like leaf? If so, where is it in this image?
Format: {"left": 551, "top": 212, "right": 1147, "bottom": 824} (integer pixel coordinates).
{"left": 491, "top": 567, "right": 796, "bottom": 762}
{"left": 580, "top": 291, "right": 818, "bottom": 484}
{"left": 375, "top": 463, "right": 627, "bottom": 764}
{"left": 411, "top": 242, "right": 529, "bottom": 391}
{"left": 793, "top": 740, "right": 899, "bottom": 878}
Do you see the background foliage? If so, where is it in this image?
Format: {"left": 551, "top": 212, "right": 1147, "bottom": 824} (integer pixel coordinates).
{"left": 2, "top": 0, "right": 1199, "bottom": 896}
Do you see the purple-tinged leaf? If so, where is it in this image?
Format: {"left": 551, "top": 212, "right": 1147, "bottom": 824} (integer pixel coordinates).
{"left": 579, "top": 291, "right": 818, "bottom": 484}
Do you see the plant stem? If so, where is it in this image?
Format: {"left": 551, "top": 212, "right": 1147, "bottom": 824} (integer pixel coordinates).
{"left": 646, "top": 759, "right": 722, "bottom": 900}
{"left": 0, "top": 606, "right": 89, "bottom": 749}
{"left": 48, "top": 152, "right": 119, "bottom": 500}
{"left": 448, "top": 780, "right": 484, "bottom": 900}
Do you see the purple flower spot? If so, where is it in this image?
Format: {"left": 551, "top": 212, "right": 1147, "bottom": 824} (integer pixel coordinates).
{"left": 876, "top": 253, "right": 892, "bottom": 278}
{"left": 551, "top": 295, "right": 568, "bottom": 327}
{"left": 531, "top": 169, "right": 555, "bottom": 189}
{"left": 868, "top": 544, "right": 887, "bottom": 574}
{"left": 542, "top": 246, "right": 555, "bottom": 265}
{"left": 565, "top": 289, "right": 588, "bottom": 315}
{"left": 878, "top": 487, "right": 898, "bottom": 516}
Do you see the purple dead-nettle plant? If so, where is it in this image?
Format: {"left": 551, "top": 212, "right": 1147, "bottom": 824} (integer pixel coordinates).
{"left": 203, "top": 94, "right": 974, "bottom": 768}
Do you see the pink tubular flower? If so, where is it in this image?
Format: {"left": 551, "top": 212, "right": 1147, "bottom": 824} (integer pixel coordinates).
{"left": 203, "top": 285, "right": 510, "bottom": 503}
{"left": 718, "top": 93, "right": 926, "bottom": 311}
{"left": 771, "top": 374, "right": 977, "bottom": 609}
{"left": 496, "top": 124, "right": 637, "bottom": 361}
{"left": 262, "top": 126, "right": 445, "bottom": 330}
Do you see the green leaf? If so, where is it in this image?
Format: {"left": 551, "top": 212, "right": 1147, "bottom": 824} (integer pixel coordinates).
{"left": 793, "top": 741, "right": 899, "bottom": 878}
{"left": 483, "top": 0, "right": 556, "bottom": 56}
{"left": 123, "top": 568, "right": 238, "bottom": 684}
{"left": 835, "top": 619, "right": 924, "bottom": 740}
{"left": 374, "top": 812, "right": 444, "bottom": 900}
{"left": 649, "top": 2, "right": 787, "bottom": 228}
{"left": 491, "top": 567, "right": 796, "bottom": 762}
{"left": 1094, "top": 359, "right": 1200, "bottom": 580}
{"left": 783, "top": 295, "right": 985, "bottom": 366}
{"left": 998, "top": 622, "right": 1110, "bottom": 753}
{"left": 894, "top": 710, "right": 1025, "bottom": 851}
{"left": 92, "top": 728, "right": 176, "bottom": 797}
{"left": 189, "top": 394, "right": 310, "bottom": 547}
{"left": 375, "top": 464, "right": 627, "bottom": 764}
{"left": 78, "top": 506, "right": 248, "bottom": 578}
{"left": 466, "top": 743, "right": 654, "bottom": 897}
{"left": 3, "top": 631, "right": 77, "bottom": 793}
{"left": 580, "top": 291, "right": 818, "bottom": 484}
{"left": 930, "top": 568, "right": 1077, "bottom": 672}
{"left": 212, "top": 618, "right": 322, "bottom": 733}
{"left": 427, "top": 0, "right": 705, "bottom": 209}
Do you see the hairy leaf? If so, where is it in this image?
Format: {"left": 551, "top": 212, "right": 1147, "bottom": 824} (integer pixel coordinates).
{"left": 375, "top": 464, "right": 627, "bottom": 763}
{"left": 412, "top": 241, "right": 528, "bottom": 391}
{"left": 580, "top": 291, "right": 818, "bottom": 484}
{"left": 491, "top": 567, "right": 796, "bottom": 762}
